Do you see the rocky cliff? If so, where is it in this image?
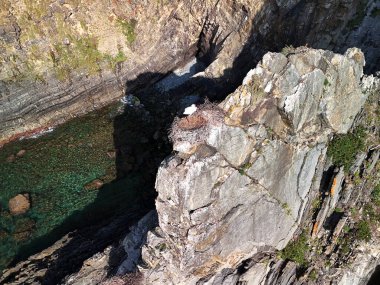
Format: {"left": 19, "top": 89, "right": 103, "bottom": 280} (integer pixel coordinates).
{"left": 135, "top": 47, "right": 373, "bottom": 285}
{"left": 1, "top": 47, "right": 379, "bottom": 285}
{"left": 1, "top": 0, "right": 379, "bottom": 146}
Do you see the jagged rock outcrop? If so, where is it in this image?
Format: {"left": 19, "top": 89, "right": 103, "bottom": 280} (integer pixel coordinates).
{"left": 1, "top": 0, "right": 379, "bottom": 146}
{"left": 138, "top": 47, "right": 368, "bottom": 284}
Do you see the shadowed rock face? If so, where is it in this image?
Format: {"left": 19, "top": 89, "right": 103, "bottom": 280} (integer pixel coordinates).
{"left": 139, "top": 48, "right": 367, "bottom": 284}
{"left": 0, "top": 0, "right": 379, "bottom": 145}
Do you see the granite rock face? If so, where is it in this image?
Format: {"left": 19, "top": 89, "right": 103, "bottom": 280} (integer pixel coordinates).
{"left": 1, "top": 0, "right": 379, "bottom": 145}
{"left": 140, "top": 48, "right": 367, "bottom": 284}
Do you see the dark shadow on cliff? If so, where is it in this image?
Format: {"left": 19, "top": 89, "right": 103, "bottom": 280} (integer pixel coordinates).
{"left": 368, "top": 266, "right": 380, "bottom": 285}
{"left": 4, "top": 0, "right": 378, "bottom": 283}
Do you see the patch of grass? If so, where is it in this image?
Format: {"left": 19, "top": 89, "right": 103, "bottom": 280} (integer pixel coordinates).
{"left": 334, "top": 207, "right": 344, "bottom": 213}
{"left": 52, "top": 36, "right": 104, "bottom": 80}
{"left": 311, "top": 196, "right": 322, "bottom": 210}
{"left": 117, "top": 18, "right": 137, "bottom": 44}
{"left": 23, "top": 0, "right": 51, "bottom": 21}
{"left": 356, "top": 220, "right": 371, "bottom": 242}
{"left": 372, "top": 184, "right": 380, "bottom": 205}
{"left": 280, "top": 232, "right": 309, "bottom": 266}
{"left": 309, "top": 269, "right": 318, "bottom": 281}
{"left": 339, "top": 237, "right": 351, "bottom": 255}
{"left": 238, "top": 162, "right": 252, "bottom": 176}
{"left": 350, "top": 207, "right": 358, "bottom": 217}
{"left": 327, "top": 127, "right": 366, "bottom": 171}
{"left": 282, "top": 203, "right": 292, "bottom": 216}
{"left": 105, "top": 50, "right": 128, "bottom": 70}
{"left": 363, "top": 204, "right": 380, "bottom": 222}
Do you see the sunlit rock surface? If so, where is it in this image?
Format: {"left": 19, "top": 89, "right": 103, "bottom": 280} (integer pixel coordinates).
{"left": 140, "top": 48, "right": 367, "bottom": 284}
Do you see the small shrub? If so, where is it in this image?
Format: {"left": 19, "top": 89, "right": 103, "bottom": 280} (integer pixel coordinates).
{"left": 364, "top": 202, "right": 380, "bottom": 223}
{"left": 340, "top": 237, "right": 351, "bottom": 254}
{"left": 238, "top": 162, "right": 252, "bottom": 175}
{"left": 105, "top": 50, "right": 128, "bottom": 69}
{"left": 312, "top": 197, "right": 321, "bottom": 210}
{"left": 327, "top": 127, "right": 366, "bottom": 171}
{"left": 280, "top": 232, "right": 309, "bottom": 266}
{"left": 117, "top": 19, "right": 137, "bottom": 44}
{"left": 356, "top": 220, "right": 371, "bottom": 242}
{"left": 282, "top": 203, "right": 292, "bottom": 216}
{"left": 334, "top": 207, "right": 344, "bottom": 213}
{"left": 372, "top": 184, "right": 380, "bottom": 205}
{"left": 309, "top": 269, "right": 318, "bottom": 281}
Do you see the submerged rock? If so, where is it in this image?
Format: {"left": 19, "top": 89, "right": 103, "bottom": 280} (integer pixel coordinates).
{"left": 84, "top": 179, "right": 104, "bottom": 191}
{"left": 140, "top": 47, "right": 367, "bottom": 284}
{"left": 16, "top": 149, "right": 26, "bottom": 157}
{"left": 8, "top": 194, "right": 31, "bottom": 216}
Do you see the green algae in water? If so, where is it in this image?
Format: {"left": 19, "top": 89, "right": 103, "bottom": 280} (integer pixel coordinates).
{"left": 0, "top": 104, "right": 136, "bottom": 270}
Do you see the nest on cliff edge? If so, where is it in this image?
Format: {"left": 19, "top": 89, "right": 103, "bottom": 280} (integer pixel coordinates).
{"left": 169, "top": 102, "right": 225, "bottom": 145}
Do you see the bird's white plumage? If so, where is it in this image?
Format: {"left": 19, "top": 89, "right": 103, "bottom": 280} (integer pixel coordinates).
{"left": 183, "top": 104, "right": 197, "bottom": 115}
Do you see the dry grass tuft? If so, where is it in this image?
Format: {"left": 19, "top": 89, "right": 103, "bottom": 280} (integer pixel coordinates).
{"left": 177, "top": 115, "right": 207, "bottom": 130}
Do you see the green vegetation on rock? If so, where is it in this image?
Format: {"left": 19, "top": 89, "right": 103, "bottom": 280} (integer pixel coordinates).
{"left": 0, "top": 0, "right": 131, "bottom": 83}
{"left": 280, "top": 232, "right": 309, "bottom": 266}
{"left": 105, "top": 49, "right": 128, "bottom": 70}
{"left": 117, "top": 18, "right": 137, "bottom": 44}
{"left": 355, "top": 220, "right": 371, "bottom": 241}
{"left": 372, "top": 184, "right": 380, "bottom": 205}
{"left": 52, "top": 36, "right": 104, "bottom": 80}
{"left": 327, "top": 127, "right": 366, "bottom": 171}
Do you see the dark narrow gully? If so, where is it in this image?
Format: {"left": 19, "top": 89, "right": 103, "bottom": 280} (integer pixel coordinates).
{"left": 368, "top": 266, "right": 380, "bottom": 285}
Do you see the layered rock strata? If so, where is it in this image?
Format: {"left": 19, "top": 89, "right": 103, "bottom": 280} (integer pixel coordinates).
{"left": 1, "top": 0, "right": 379, "bottom": 145}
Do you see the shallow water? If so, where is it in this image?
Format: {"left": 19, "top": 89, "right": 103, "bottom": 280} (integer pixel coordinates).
{"left": 0, "top": 103, "right": 136, "bottom": 270}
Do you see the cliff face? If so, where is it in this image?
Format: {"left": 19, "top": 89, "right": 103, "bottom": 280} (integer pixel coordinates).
{"left": 1, "top": 0, "right": 379, "bottom": 145}
{"left": 1, "top": 48, "right": 379, "bottom": 285}
{"left": 136, "top": 48, "right": 377, "bottom": 284}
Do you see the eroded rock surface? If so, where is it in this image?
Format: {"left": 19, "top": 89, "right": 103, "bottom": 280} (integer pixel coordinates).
{"left": 140, "top": 48, "right": 367, "bottom": 284}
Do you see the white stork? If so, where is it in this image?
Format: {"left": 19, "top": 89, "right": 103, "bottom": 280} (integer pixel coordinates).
{"left": 183, "top": 104, "right": 197, "bottom": 115}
